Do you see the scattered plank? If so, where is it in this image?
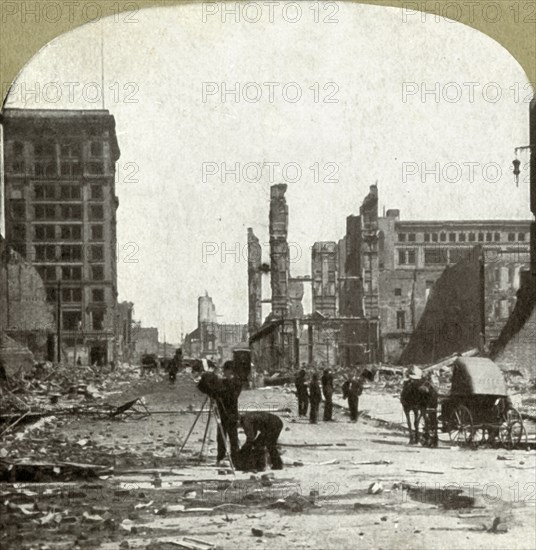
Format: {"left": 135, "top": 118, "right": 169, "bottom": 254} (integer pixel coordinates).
{"left": 406, "top": 468, "right": 444, "bottom": 475}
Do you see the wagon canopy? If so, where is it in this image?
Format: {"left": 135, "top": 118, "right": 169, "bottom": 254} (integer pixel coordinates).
{"left": 451, "top": 357, "right": 507, "bottom": 396}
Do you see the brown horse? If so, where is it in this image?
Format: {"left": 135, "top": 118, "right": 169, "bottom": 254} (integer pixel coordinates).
{"left": 400, "top": 377, "right": 438, "bottom": 447}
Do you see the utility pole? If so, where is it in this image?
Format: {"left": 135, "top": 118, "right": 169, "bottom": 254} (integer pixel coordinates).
{"left": 56, "top": 279, "right": 62, "bottom": 363}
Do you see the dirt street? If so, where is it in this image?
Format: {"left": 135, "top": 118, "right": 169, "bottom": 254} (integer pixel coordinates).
{"left": 1, "top": 373, "right": 535, "bottom": 550}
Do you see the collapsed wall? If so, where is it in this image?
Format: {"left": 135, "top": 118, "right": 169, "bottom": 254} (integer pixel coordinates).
{"left": 399, "top": 247, "right": 482, "bottom": 365}
{"left": 491, "top": 272, "right": 536, "bottom": 380}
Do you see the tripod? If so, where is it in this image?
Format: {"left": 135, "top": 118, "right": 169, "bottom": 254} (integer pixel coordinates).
{"left": 176, "top": 396, "right": 236, "bottom": 473}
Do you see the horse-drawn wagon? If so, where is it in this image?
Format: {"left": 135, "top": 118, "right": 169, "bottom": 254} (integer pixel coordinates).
{"left": 439, "top": 357, "right": 525, "bottom": 448}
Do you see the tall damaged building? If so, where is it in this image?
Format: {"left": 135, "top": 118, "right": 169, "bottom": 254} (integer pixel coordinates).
{"left": 269, "top": 184, "right": 290, "bottom": 318}
{"left": 247, "top": 228, "right": 263, "bottom": 334}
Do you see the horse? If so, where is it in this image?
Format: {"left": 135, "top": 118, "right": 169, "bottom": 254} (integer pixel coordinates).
{"left": 400, "top": 377, "right": 439, "bottom": 447}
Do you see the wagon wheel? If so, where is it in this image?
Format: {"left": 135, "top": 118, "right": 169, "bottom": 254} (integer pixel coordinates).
{"left": 449, "top": 405, "right": 473, "bottom": 444}
{"left": 499, "top": 407, "right": 526, "bottom": 449}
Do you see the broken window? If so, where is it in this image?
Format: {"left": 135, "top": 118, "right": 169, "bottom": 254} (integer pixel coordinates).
{"left": 92, "top": 311, "right": 105, "bottom": 331}
{"left": 91, "top": 225, "right": 104, "bottom": 240}
{"left": 60, "top": 225, "right": 82, "bottom": 240}
{"left": 91, "top": 245, "right": 104, "bottom": 261}
{"left": 35, "top": 225, "right": 55, "bottom": 240}
{"left": 11, "top": 200, "right": 26, "bottom": 219}
{"left": 62, "top": 288, "right": 82, "bottom": 302}
{"left": 60, "top": 245, "right": 82, "bottom": 261}
{"left": 35, "top": 204, "right": 56, "bottom": 220}
{"left": 60, "top": 185, "right": 81, "bottom": 200}
{"left": 63, "top": 310, "right": 82, "bottom": 331}
{"left": 91, "top": 265, "right": 104, "bottom": 280}
{"left": 61, "top": 205, "right": 82, "bottom": 220}
{"left": 92, "top": 288, "right": 105, "bottom": 302}
{"left": 91, "top": 185, "right": 104, "bottom": 199}
{"left": 90, "top": 205, "right": 104, "bottom": 220}
{"left": 424, "top": 248, "right": 443, "bottom": 264}
{"left": 12, "top": 224, "right": 26, "bottom": 242}
{"left": 61, "top": 266, "right": 82, "bottom": 281}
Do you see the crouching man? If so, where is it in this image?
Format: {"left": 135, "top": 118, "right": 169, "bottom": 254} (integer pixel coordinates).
{"left": 236, "top": 412, "right": 283, "bottom": 471}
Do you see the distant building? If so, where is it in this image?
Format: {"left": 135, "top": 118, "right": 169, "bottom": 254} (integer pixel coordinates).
{"left": 184, "top": 293, "right": 247, "bottom": 365}
{"left": 134, "top": 327, "right": 159, "bottom": 357}
{"left": 1, "top": 108, "right": 121, "bottom": 366}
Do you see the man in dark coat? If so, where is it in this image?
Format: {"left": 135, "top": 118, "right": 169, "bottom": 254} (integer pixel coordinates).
{"left": 236, "top": 412, "right": 284, "bottom": 471}
{"left": 342, "top": 371, "right": 364, "bottom": 422}
{"left": 321, "top": 368, "right": 334, "bottom": 421}
{"left": 308, "top": 372, "right": 322, "bottom": 424}
{"left": 197, "top": 362, "right": 242, "bottom": 464}
{"left": 295, "top": 368, "right": 309, "bottom": 417}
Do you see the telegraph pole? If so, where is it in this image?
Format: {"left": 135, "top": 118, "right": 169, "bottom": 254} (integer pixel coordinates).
{"left": 56, "top": 280, "right": 62, "bottom": 363}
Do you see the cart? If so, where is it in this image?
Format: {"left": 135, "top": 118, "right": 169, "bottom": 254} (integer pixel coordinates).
{"left": 439, "top": 357, "right": 525, "bottom": 449}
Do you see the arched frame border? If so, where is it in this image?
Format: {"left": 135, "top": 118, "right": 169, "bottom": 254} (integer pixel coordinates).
{"left": 0, "top": 0, "right": 535, "bottom": 100}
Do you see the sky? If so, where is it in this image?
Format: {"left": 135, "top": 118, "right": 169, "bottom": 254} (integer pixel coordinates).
{"left": 4, "top": 2, "right": 532, "bottom": 342}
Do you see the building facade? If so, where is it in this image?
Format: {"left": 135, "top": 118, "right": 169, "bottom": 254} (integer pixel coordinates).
{"left": 377, "top": 211, "right": 531, "bottom": 361}
{"left": 1, "top": 108, "right": 121, "bottom": 366}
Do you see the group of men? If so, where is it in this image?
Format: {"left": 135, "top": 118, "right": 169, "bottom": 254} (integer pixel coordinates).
{"left": 295, "top": 366, "right": 366, "bottom": 423}
{"left": 197, "top": 362, "right": 284, "bottom": 471}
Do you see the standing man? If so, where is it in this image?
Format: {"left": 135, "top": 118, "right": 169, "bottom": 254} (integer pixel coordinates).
{"left": 342, "top": 370, "right": 364, "bottom": 423}
{"left": 295, "top": 367, "right": 309, "bottom": 417}
{"left": 308, "top": 372, "right": 322, "bottom": 424}
{"left": 237, "top": 412, "right": 284, "bottom": 471}
{"left": 321, "top": 368, "right": 334, "bottom": 421}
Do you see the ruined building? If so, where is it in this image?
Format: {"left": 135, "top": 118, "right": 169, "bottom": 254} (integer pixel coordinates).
{"left": 249, "top": 184, "right": 380, "bottom": 373}
{"left": 0, "top": 235, "right": 55, "bottom": 360}
{"left": 1, "top": 108, "right": 121, "bottom": 366}
{"left": 248, "top": 182, "right": 531, "bottom": 372}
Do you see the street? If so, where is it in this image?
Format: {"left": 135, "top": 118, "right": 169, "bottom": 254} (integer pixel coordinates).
{"left": 1, "top": 370, "right": 535, "bottom": 550}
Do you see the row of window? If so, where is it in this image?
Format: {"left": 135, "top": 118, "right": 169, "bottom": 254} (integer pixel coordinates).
{"left": 34, "top": 184, "right": 104, "bottom": 200}
{"left": 45, "top": 287, "right": 105, "bottom": 303}
{"left": 26, "top": 224, "right": 103, "bottom": 241}
{"left": 13, "top": 160, "right": 107, "bottom": 177}
{"left": 37, "top": 264, "right": 105, "bottom": 281}
{"left": 60, "top": 309, "right": 106, "bottom": 331}
{"left": 33, "top": 244, "right": 104, "bottom": 262}
{"left": 398, "top": 231, "right": 527, "bottom": 243}
{"left": 12, "top": 140, "right": 105, "bottom": 160}
{"left": 10, "top": 202, "right": 105, "bottom": 221}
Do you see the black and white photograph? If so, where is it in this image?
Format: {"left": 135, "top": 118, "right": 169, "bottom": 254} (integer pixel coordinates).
{"left": 0, "top": 1, "right": 535, "bottom": 548}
